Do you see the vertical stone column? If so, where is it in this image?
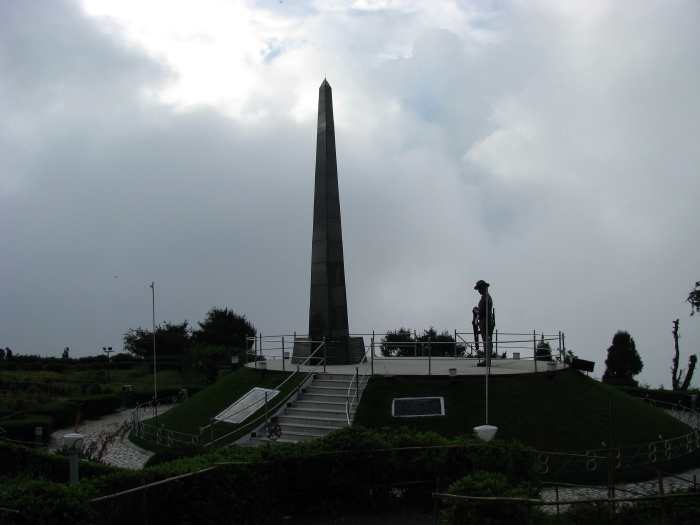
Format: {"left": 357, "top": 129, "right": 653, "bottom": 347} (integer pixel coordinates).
{"left": 293, "top": 80, "right": 363, "bottom": 365}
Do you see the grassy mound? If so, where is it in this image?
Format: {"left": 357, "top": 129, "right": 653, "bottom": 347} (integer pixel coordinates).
{"left": 353, "top": 369, "right": 700, "bottom": 481}
{"left": 131, "top": 367, "right": 307, "bottom": 450}
{"left": 355, "top": 369, "right": 691, "bottom": 451}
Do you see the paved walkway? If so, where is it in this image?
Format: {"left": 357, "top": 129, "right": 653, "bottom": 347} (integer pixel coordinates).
{"left": 49, "top": 405, "right": 174, "bottom": 470}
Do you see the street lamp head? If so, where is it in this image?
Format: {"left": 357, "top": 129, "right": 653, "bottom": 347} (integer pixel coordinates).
{"left": 63, "top": 433, "right": 84, "bottom": 451}
{"left": 473, "top": 425, "right": 498, "bottom": 442}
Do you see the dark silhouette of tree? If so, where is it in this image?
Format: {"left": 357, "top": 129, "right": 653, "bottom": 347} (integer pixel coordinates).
{"left": 191, "top": 307, "right": 256, "bottom": 350}
{"left": 416, "top": 327, "right": 465, "bottom": 357}
{"left": 186, "top": 344, "right": 231, "bottom": 384}
{"left": 602, "top": 330, "right": 643, "bottom": 387}
{"left": 380, "top": 327, "right": 466, "bottom": 357}
{"left": 123, "top": 321, "right": 190, "bottom": 359}
{"left": 688, "top": 281, "right": 700, "bottom": 316}
{"left": 671, "top": 319, "right": 697, "bottom": 391}
{"left": 380, "top": 328, "right": 415, "bottom": 357}
{"left": 536, "top": 334, "right": 553, "bottom": 361}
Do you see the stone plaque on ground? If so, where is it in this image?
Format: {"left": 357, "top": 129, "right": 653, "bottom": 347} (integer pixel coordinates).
{"left": 392, "top": 397, "right": 445, "bottom": 417}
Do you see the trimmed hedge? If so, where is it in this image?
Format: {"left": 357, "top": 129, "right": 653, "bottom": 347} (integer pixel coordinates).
{"left": 29, "top": 399, "right": 79, "bottom": 428}
{"left": 0, "top": 415, "right": 54, "bottom": 444}
{"left": 67, "top": 394, "right": 121, "bottom": 419}
{"left": 0, "top": 441, "right": 119, "bottom": 482}
{"left": 617, "top": 386, "right": 700, "bottom": 408}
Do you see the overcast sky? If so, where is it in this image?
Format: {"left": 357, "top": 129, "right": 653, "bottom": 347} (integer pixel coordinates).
{"left": 2, "top": 0, "right": 699, "bottom": 389}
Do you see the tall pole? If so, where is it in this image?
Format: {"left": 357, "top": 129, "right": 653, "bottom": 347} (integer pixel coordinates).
{"left": 151, "top": 282, "right": 157, "bottom": 400}
{"left": 485, "top": 305, "right": 490, "bottom": 425}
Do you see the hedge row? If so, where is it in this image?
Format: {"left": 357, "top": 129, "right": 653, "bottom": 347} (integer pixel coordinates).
{"left": 618, "top": 386, "right": 700, "bottom": 408}
{"left": 0, "top": 426, "right": 542, "bottom": 524}
{"left": 0, "top": 395, "right": 121, "bottom": 443}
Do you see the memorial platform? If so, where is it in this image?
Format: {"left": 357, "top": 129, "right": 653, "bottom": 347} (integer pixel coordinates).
{"left": 246, "top": 356, "right": 565, "bottom": 376}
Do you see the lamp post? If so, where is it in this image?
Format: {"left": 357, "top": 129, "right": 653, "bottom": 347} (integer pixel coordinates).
{"left": 103, "top": 346, "right": 114, "bottom": 383}
{"left": 63, "top": 433, "right": 84, "bottom": 484}
{"left": 150, "top": 282, "right": 157, "bottom": 425}
{"left": 474, "top": 304, "right": 498, "bottom": 442}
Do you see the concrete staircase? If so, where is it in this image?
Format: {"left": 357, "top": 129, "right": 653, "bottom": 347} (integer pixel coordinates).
{"left": 252, "top": 372, "right": 367, "bottom": 444}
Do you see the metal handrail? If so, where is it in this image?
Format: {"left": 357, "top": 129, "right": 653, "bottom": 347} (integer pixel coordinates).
{"left": 345, "top": 352, "right": 372, "bottom": 425}
{"left": 200, "top": 340, "right": 328, "bottom": 448}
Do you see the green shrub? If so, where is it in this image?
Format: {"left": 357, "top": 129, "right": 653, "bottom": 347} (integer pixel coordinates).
{"left": 0, "top": 441, "right": 118, "bottom": 482}
{"left": 441, "top": 471, "right": 539, "bottom": 525}
{"left": 144, "top": 444, "right": 207, "bottom": 468}
{"left": 0, "top": 415, "right": 54, "bottom": 443}
{"left": 0, "top": 480, "right": 99, "bottom": 525}
{"left": 68, "top": 394, "right": 120, "bottom": 418}
{"left": 29, "top": 400, "right": 79, "bottom": 428}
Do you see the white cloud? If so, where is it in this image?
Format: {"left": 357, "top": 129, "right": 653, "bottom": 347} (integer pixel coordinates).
{"left": 1, "top": 0, "right": 700, "bottom": 390}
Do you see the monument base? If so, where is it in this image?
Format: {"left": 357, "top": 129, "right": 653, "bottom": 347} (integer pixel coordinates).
{"left": 292, "top": 336, "right": 365, "bottom": 366}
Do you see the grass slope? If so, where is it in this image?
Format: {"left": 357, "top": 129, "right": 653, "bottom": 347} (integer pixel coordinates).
{"left": 132, "top": 368, "right": 307, "bottom": 449}
{"left": 354, "top": 369, "right": 692, "bottom": 452}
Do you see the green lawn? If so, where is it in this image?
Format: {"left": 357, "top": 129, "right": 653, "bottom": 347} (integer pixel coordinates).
{"left": 354, "top": 369, "right": 692, "bottom": 452}
{"left": 353, "top": 369, "right": 700, "bottom": 483}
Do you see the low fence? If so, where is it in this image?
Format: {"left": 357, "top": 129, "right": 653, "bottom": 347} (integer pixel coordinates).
{"left": 245, "top": 330, "right": 567, "bottom": 362}
{"left": 537, "top": 399, "right": 700, "bottom": 478}
{"left": 130, "top": 392, "right": 196, "bottom": 447}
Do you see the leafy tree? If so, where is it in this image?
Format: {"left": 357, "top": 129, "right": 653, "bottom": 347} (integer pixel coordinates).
{"left": 602, "top": 330, "right": 643, "bottom": 386}
{"left": 123, "top": 320, "right": 191, "bottom": 359}
{"left": 536, "top": 334, "right": 553, "bottom": 361}
{"left": 191, "top": 307, "right": 256, "bottom": 350}
{"left": 688, "top": 281, "right": 700, "bottom": 315}
{"left": 380, "top": 327, "right": 466, "bottom": 357}
{"left": 185, "top": 344, "right": 231, "bottom": 384}
{"left": 416, "top": 327, "right": 465, "bottom": 357}
{"left": 380, "top": 328, "right": 415, "bottom": 357}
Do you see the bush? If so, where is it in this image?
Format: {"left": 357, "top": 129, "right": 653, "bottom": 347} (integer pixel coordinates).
{"left": 68, "top": 394, "right": 120, "bottom": 418}
{"left": 441, "top": 471, "right": 539, "bottom": 525}
{"left": 0, "top": 415, "right": 54, "bottom": 443}
{"left": 29, "top": 400, "right": 79, "bottom": 428}
{"left": 144, "top": 444, "right": 207, "bottom": 468}
{"left": 0, "top": 480, "right": 99, "bottom": 525}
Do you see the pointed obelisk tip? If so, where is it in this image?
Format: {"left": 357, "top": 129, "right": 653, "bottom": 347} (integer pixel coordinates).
{"left": 320, "top": 77, "right": 330, "bottom": 89}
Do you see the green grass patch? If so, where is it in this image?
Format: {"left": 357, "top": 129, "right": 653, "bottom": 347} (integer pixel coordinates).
{"left": 354, "top": 369, "right": 700, "bottom": 482}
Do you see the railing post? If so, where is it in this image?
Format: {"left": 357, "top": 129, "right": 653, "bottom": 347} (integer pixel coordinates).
{"left": 282, "top": 336, "right": 285, "bottom": 372}
{"left": 495, "top": 329, "right": 498, "bottom": 358}
{"left": 562, "top": 332, "right": 566, "bottom": 366}
{"left": 533, "top": 331, "right": 538, "bottom": 373}
{"left": 371, "top": 335, "right": 375, "bottom": 375}
{"left": 428, "top": 338, "right": 432, "bottom": 375}
{"left": 265, "top": 391, "right": 269, "bottom": 424}
{"left": 323, "top": 337, "right": 327, "bottom": 373}
{"left": 355, "top": 366, "right": 360, "bottom": 398}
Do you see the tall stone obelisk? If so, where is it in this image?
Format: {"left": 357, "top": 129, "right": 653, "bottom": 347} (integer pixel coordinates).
{"left": 294, "top": 80, "right": 364, "bottom": 366}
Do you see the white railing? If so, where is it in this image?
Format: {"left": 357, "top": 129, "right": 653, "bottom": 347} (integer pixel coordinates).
{"left": 346, "top": 357, "right": 372, "bottom": 425}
